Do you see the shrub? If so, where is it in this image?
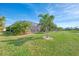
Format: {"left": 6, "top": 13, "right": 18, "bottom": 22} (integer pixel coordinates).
{"left": 6, "top": 21, "right": 32, "bottom": 35}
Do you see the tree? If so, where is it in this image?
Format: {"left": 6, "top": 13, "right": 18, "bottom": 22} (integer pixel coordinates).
{"left": 38, "top": 13, "right": 56, "bottom": 32}
{"left": 6, "top": 21, "right": 32, "bottom": 35}
{"left": 38, "top": 13, "right": 56, "bottom": 40}
{"left": 0, "top": 16, "right": 6, "bottom": 31}
{"left": 57, "top": 27, "right": 63, "bottom": 31}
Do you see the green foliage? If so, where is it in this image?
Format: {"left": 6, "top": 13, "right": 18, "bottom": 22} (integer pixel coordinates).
{"left": 57, "top": 27, "right": 63, "bottom": 31}
{"left": 0, "top": 16, "right": 6, "bottom": 31}
{"left": 39, "top": 13, "right": 57, "bottom": 32}
{"left": 0, "top": 16, "right": 5, "bottom": 24}
{"left": 6, "top": 21, "right": 32, "bottom": 35}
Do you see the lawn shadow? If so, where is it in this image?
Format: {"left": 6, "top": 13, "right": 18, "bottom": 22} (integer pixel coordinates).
{"left": 1, "top": 31, "right": 15, "bottom": 36}
{"left": 0, "top": 36, "right": 42, "bottom": 46}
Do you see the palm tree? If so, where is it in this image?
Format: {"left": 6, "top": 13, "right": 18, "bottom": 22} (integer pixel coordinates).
{"left": 39, "top": 13, "right": 55, "bottom": 32}
{"left": 38, "top": 13, "right": 55, "bottom": 40}
{"left": 0, "top": 16, "right": 6, "bottom": 31}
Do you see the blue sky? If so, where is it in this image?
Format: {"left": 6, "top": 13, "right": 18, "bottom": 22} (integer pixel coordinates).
{"left": 0, "top": 3, "right": 79, "bottom": 28}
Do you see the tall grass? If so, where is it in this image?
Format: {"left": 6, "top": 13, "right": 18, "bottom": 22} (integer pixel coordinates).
{"left": 0, "top": 31, "right": 79, "bottom": 56}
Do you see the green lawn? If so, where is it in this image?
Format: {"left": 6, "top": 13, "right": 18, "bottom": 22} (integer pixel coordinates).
{"left": 0, "top": 31, "right": 79, "bottom": 56}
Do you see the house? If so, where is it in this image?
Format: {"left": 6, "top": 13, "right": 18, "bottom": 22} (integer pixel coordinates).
{"left": 30, "top": 23, "right": 40, "bottom": 33}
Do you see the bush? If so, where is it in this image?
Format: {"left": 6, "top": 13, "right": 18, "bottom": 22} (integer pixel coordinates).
{"left": 6, "top": 21, "right": 32, "bottom": 35}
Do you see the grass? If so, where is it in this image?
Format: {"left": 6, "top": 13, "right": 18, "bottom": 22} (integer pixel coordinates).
{"left": 0, "top": 31, "right": 79, "bottom": 56}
